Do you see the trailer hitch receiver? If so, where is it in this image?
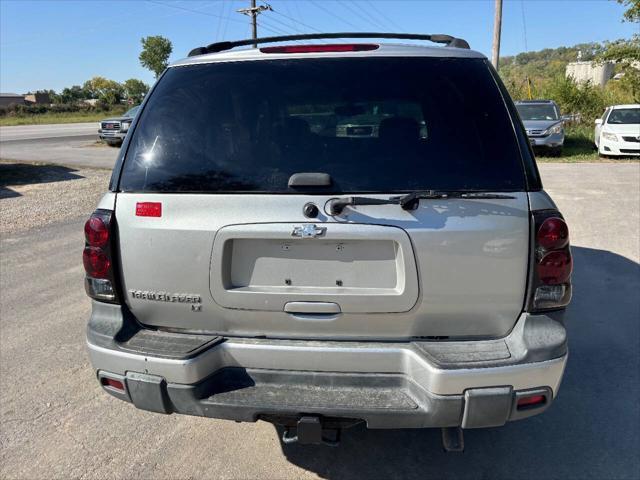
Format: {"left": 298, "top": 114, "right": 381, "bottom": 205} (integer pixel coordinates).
{"left": 281, "top": 416, "right": 341, "bottom": 447}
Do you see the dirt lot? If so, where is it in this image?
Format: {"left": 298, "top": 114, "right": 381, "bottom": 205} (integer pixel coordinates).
{"left": 0, "top": 162, "right": 110, "bottom": 234}
{"left": 0, "top": 161, "right": 638, "bottom": 479}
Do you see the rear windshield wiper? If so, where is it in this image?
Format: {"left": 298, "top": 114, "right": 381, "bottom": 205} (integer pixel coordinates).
{"left": 328, "top": 191, "right": 516, "bottom": 215}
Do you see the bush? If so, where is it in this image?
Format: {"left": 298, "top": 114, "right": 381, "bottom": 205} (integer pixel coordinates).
{"left": 0, "top": 101, "right": 126, "bottom": 118}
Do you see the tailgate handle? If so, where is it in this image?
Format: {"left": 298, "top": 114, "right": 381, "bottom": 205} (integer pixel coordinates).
{"left": 284, "top": 302, "right": 341, "bottom": 314}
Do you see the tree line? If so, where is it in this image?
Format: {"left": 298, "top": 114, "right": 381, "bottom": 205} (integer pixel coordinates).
{"left": 499, "top": 36, "right": 639, "bottom": 123}
{"left": 39, "top": 77, "right": 149, "bottom": 107}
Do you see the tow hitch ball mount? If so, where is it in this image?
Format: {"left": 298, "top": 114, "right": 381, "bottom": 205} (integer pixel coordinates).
{"left": 281, "top": 417, "right": 465, "bottom": 452}
{"left": 281, "top": 416, "right": 341, "bottom": 447}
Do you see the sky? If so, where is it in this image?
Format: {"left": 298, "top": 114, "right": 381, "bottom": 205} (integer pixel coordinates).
{"left": 0, "top": 0, "right": 637, "bottom": 93}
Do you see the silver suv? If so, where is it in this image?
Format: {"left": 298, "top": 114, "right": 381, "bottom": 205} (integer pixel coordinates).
{"left": 84, "top": 33, "right": 572, "bottom": 450}
{"left": 515, "top": 100, "right": 565, "bottom": 156}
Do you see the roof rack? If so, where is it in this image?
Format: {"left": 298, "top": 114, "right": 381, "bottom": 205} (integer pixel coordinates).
{"left": 188, "top": 32, "right": 470, "bottom": 57}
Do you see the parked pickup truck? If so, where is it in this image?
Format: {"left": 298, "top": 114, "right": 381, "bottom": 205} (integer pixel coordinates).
{"left": 84, "top": 33, "right": 572, "bottom": 450}
{"left": 98, "top": 105, "right": 140, "bottom": 146}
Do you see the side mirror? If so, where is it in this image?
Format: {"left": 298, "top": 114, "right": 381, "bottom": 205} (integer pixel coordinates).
{"left": 595, "top": 119, "right": 602, "bottom": 125}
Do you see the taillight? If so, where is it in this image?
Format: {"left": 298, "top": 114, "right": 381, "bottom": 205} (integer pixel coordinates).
{"left": 538, "top": 250, "right": 572, "bottom": 284}
{"left": 84, "top": 216, "right": 109, "bottom": 247}
{"left": 527, "top": 210, "right": 572, "bottom": 311}
{"left": 260, "top": 44, "right": 379, "bottom": 54}
{"left": 83, "top": 247, "right": 111, "bottom": 278}
{"left": 536, "top": 217, "right": 569, "bottom": 250}
{"left": 83, "top": 209, "right": 119, "bottom": 303}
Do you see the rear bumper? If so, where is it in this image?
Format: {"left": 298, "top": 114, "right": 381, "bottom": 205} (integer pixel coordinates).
{"left": 87, "top": 303, "right": 568, "bottom": 429}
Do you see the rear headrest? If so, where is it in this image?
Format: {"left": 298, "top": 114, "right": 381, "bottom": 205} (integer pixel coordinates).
{"left": 378, "top": 117, "right": 419, "bottom": 143}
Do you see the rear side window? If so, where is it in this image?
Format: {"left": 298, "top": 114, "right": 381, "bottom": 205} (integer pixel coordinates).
{"left": 119, "top": 57, "right": 526, "bottom": 193}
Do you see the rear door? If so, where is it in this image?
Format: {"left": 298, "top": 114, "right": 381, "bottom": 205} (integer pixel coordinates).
{"left": 114, "top": 54, "right": 533, "bottom": 339}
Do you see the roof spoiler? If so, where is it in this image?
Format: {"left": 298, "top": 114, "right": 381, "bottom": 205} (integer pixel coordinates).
{"left": 188, "top": 32, "right": 470, "bottom": 57}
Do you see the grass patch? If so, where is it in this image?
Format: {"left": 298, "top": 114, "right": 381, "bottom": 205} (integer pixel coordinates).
{"left": 537, "top": 125, "right": 598, "bottom": 162}
{"left": 0, "top": 108, "right": 127, "bottom": 126}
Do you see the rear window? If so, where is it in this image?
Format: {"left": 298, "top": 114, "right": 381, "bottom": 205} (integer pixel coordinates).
{"left": 119, "top": 57, "right": 525, "bottom": 193}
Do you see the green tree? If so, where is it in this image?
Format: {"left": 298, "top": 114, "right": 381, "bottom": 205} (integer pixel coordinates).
{"left": 123, "top": 78, "right": 149, "bottom": 103}
{"left": 599, "top": 35, "right": 640, "bottom": 101}
{"left": 616, "top": 0, "right": 640, "bottom": 22}
{"left": 139, "top": 36, "right": 173, "bottom": 78}
{"left": 82, "top": 77, "right": 124, "bottom": 105}
{"left": 59, "top": 85, "right": 90, "bottom": 104}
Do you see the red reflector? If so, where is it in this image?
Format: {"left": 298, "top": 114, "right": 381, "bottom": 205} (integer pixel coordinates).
{"left": 538, "top": 250, "right": 572, "bottom": 285}
{"left": 136, "top": 202, "right": 162, "bottom": 217}
{"left": 101, "top": 377, "right": 125, "bottom": 392}
{"left": 84, "top": 216, "right": 109, "bottom": 247}
{"left": 537, "top": 217, "right": 569, "bottom": 250}
{"left": 83, "top": 247, "right": 111, "bottom": 278}
{"left": 517, "top": 394, "right": 546, "bottom": 408}
{"left": 260, "top": 44, "right": 379, "bottom": 54}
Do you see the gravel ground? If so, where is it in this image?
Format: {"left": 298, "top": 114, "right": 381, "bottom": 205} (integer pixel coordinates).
{"left": 0, "top": 162, "right": 638, "bottom": 479}
{"left": 0, "top": 161, "right": 110, "bottom": 234}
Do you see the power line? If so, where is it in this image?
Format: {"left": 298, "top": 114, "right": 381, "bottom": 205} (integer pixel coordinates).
{"left": 221, "top": 1, "right": 232, "bottom": 40}
{"left": 282, "top": 0, "right": 299, "bottom": 31}
{"left": 293, "top": 1, "right": 305, "bottom": 30}
{"left": 348, "top": 1, "right": 389, "bottom": 31}
{"left": 256, "top": 20, "right": 290, "bottom": 36}
{"left": 215, "top": 0, "right": 226, "bottom": 41}
{"left": 364, "top": 0, "right": 405, "bottom": 32}
{"left": 258, "top": 6, "right": 307, "bottom": 34}
{"left": 266, "top": 2, "right": 324, "bottom": 33}
{"left": 148, "top": 0, "right": 245, "bottom": 24}
{"left": 309, "top": 0, "right": 362, "bottom": 30}
{"left": 338, "top": 1, "right": 376, "bottom": 30}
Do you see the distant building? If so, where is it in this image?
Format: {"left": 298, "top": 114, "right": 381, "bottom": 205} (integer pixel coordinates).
{"left": 24, "top": 92, "right": 52, "bottom": 104}
{"left": 0, "top": 93, "right": 26, "bottom": 107}
{"left": 566, "top": 61, "right": 614, "bottom": 87}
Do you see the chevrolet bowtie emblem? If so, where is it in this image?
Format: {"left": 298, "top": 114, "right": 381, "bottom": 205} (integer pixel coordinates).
{"left": 292, "top": 224, "right": 326, "bottom": 238}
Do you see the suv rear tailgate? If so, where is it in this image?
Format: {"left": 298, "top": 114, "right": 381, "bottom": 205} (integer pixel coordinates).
{"left": 115, "top": 192, "right": 529, "bottom": 339}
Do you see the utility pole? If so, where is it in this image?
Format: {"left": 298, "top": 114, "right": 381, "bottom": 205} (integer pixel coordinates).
{"left": 491, "top": 0, "right": 503, "bottom": 70}
{"left": 237, "top": 1, "right": 272, "bottom": 48}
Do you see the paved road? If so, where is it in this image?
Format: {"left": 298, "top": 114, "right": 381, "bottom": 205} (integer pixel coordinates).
{"left": 1, "top": 163, "right": 639, "bottom": 479}
{"left": 0, "top": 137, "right": 118, "bottom": 169}
{"left": 0, "top": 122, "right": 97, "bottom": 142}
{"left": 0, "top": 122, "right": 119, "bottom": 169}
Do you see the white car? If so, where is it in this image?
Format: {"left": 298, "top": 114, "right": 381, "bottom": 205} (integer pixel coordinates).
{"left": 595, "top": 104, "right": 640, "bottom": 157}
